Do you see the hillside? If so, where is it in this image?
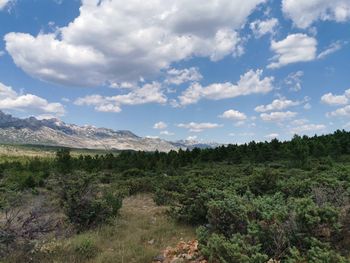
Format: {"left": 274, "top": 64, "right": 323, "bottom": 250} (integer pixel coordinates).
{"left": 0, "top": 111, "right": 216, "bottom": 152}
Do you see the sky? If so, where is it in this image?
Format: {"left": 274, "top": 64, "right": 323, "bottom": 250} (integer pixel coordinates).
{"left": 0, "top": 0, "right": 349, "bottom": 144}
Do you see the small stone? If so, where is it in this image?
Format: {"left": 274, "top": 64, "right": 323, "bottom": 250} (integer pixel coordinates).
{"left": 148, "top": 239, "right": 155, "bottom": 245}
{"left": 153, "top": 255, "right": 165, "bottom": 262}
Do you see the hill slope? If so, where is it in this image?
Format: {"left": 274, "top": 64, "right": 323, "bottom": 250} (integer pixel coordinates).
{"left": 0, "top": 111, "right": 217, "bottom": 152}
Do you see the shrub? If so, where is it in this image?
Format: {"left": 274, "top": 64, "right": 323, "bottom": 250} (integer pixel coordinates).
{"left": 173, "top": 188, "right": 226, "bottom": 225}
{"left": 60, "top": 172, "right": 122, "bottom": 231}
{"left": 248, "top": 168, "right": 279, "bottom": 195}
{"left": 284, "top": 240, "right": 350, "bottom": 263}
{"left": 289, "top": 197, "right": 340, "bottom": 239}
{"left": 197, "top": 228, "right": 268, "bottom": 263}
{"left": 207, "top": 194, "right": 250, "bottom": 237}
{"left": 124, "top": 177, "right": 155, "bottom": 195}
{"left": 153, "top": 188, "right": 178, "bottom": 206}
{"left": 121, "top": 168, "right": 146, "bottom": 178}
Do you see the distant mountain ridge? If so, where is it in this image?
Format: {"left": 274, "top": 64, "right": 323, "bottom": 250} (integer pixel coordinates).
{"left": 0, "top": 111, "right": 218, "bottom": 152}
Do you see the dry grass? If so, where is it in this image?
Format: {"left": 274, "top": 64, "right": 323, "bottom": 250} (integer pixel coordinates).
{"left": 0, "top": 145, "right": 55, "bottom": 162}
{"left": 25, "top": 194, "right": 195, "bottom": 263}
{"left": 0, "top": 144, "right": 116, "bottom": 163}
{"left": 90, "top": 194, "right": 195, "bottom": 263}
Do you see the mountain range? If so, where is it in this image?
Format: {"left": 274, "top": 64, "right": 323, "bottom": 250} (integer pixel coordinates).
{"left": 0, "top": 111, "right": 219, "bottom": 152}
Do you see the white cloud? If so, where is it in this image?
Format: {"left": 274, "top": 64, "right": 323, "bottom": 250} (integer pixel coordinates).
{"left": 282, "top": 0, "right": 350, "bottom": 29}
{"left": 5, "top": 0, "right": 266, "bottom": 87}
{"left": 255, "top": 98, "right": 301, "bottom": 112}
{"left": 0, "top": 0, "right": 12, "bottom": 10}
{"left": 219, "top": 109, "right": 247, "bottom": 121}
{"left": 146, "top": 135, "right": 160, "bottom": 139}
{"left": 187, "top": 135, "right": 198, "bottom": 141}
{"left": 260, "top": 111, "right": 297, "bottom": 122}
{"left": 0, "top": 82, "right": 65, "bottom": 116}
{"left": 321, "top": 90, "right": 350, "bottom": 106}
{"left": 291, "top": 119, "right": 309, "bottom": 126}
{"left": 177, "top": 122, "right": 222, "bottom": 132}
{"left": 318, "top": 41, "right": 346, "bottom": 59}
{"left": 160, "top": 130, "right": 175, "bottom": 136}
{"left": 166, "top": 67, "right": 202, "bottom": 85}
{"left": 177, "top": 69, "right": 273, "bottom": 106}
{"left": 291, "top": 124, "right": 326, "bottom": 134}
{"left": 154, "top": 121, "right": 168, "bottom": 130}
{"left": 285, "top": 71, "right": 304, "bottom": 92}
{"left": 327, "top": 105, "right": 350, "bottom": 117}
{"left": 109, "top": 82, "right": 136, "bottom": 89}
{"left": 74, "top": 82, "right": 167, "bottom": 112}
{"left": 265, "top": 133, "right": 279, "bottom": 139}
{"left": 268, "top": 34, "right": 317, "bottom": 69}
{"left": 250, "top": 18, "right": 278, "bottom": 38}
{"left": 304, "top": 103, "right": 312, "bottom": 110}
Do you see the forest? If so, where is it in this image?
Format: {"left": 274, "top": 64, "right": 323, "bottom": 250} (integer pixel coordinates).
{"left": 1, "top": 130, "right": 350, "bottom": 262}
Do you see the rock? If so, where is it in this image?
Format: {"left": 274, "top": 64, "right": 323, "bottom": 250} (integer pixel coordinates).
{"left": 148, "top": 239, "right": 155, "bottom": 245}
{"left": 151, "top": 240, "right": 207, "bottom": 263}
{"left": 153, "top": 255, "right": 165, "bottom": 262}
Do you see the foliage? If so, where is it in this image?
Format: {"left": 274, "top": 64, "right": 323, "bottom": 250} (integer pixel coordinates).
{"left": 2, "top": 130, "right": 350, "bottom": 260}
{"left": 59, "top": 172, "right": 122, "bottom": 231}
{"left": 197, "top": 228, "right": 268, "bottom": 263}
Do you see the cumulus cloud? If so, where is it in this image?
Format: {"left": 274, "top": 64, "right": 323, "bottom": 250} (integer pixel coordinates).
{"left": 291, "top": 119, "right": 309, "bottom": 126}
{"left": 154, "top": 121, "right": 168, "bottom": 130}
{"left": 219, "top": 109, "right": 247, "bottom": 121}
{"left": 0, "top": 82, "right": 65, "bottom": 116}
{"left": 74, "top": 82, "right": 167, "bottom": 113}
{"left": 260, "top": 111, "right": 297, "bottom": 122}
{"left": 177, "top": 122, "right": 222, "bottom": 132}
{"left": 250, "top": 18, "right": 278, "bottom": 38}
{"left": 177, "top": 69, "right": 273, "bottom": 106}
{"left": 285, "top": 71, "right": 304, "bottom": 92}
{"left": 166, "top": 67, "right": 202, "bottom": 85}
{"left": 5, "top": 0, "right": 266, "bottom": 87}
{"left": 282, "top": 0, "right": 350, "bottom": 29}
{"left": 268, "top": 34, "right": 317, "bottom": 69}
{"left": 321, "top": 90, "right": 350, "bottom": 106}
{"left": 255, "top": 98, "right": 301, "bottom": 112}
{"left": 327, "top": 105, "right": 350, "bottom": 117}
{"left": 0, "top": 0, "right": 12, "bottom": 10}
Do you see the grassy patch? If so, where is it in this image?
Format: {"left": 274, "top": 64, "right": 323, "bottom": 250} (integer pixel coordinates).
{"left": 23, "top": 194, "right": 195, "bottom": 263}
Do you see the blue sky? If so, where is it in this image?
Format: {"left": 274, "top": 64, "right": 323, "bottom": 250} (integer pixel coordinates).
{"left": 0, "top": 0, "right": 350, "bottom": 144}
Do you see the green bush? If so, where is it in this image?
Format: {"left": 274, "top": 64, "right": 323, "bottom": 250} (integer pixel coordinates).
{"left": 173, "top": 188, "right": 226, "bottom": 225}
{"left": 289, "top": 197, "right": 340, "bottom": 238}
{"left": 197, "top": 228, "right": 268, "bottom": 263}
{"left": 3, "top": 170, "right": 45, "bottom": 190}
{"left": 153, "top": 188, "right": 178, "bottom": 206}
{"left": 248, "top": 168, "right": 279, "bottom": 195}
{"left": 207, "top": 194, "right": 250, "bottom": 236}
{"left": 285, "top": 240, "right": 350, "bottom": 263}
{"left": 60, "top": 173, "right": 122, "bottom": 231}
{"left": 123, "top": 177, "right": 155, "bottom": 195}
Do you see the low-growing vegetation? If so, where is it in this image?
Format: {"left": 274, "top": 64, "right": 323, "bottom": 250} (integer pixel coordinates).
{"left": 1, "top": 130, "right": 350, "bottom": 262}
